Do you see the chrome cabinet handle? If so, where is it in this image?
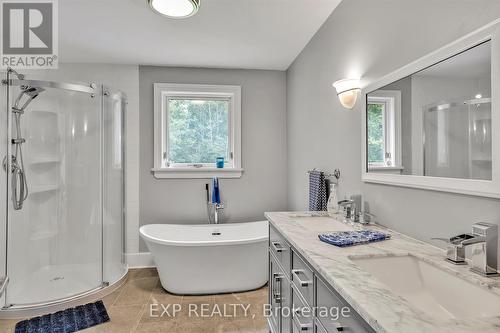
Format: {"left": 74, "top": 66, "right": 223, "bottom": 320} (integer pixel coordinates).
{"left": 292, "top": 311, "right": 311, "bottom": 331}
{"left": 292, "top": 269, "right": 312, "bottom": 287}
{"left": 335, "top": 322, "right": 345, "bottom": 331}
{"left": 271, "top": 241, "right": 285, "bottom": 253}
{"left": 272, "top": 272, "right": 282, "bottom": 303}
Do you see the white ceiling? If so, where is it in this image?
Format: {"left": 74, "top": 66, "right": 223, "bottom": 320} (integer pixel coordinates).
{"left": 59, "top": 0, "right": 342, "bottom": 70}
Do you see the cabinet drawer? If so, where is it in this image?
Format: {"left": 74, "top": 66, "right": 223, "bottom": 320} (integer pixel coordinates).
{"left": 281, "top": 276, "right": 291, "bottom": 333}
{"left": 270, "top": 225, "right": 291, "bottom": 274}
{"left": 292, "top": 284, "right": 314, "bottom": 333}
{"left": 269, "top": 253, "right": 283, "bottom": 333}
{"left": 291, "top": 250, "right": 314, "bottom": 306}
{"left": 315, "top": 319, "right": 328, "bottom": 333}
{"left": 316, "top": 277, "right": 374, "bottom": 333}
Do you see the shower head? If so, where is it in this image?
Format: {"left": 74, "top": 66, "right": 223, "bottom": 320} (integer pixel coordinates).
{"left": 13, "top": 86, "right": 45, "bottom": 112}
{"left": 23, "top": 86, "right": 45, "bottom": 98}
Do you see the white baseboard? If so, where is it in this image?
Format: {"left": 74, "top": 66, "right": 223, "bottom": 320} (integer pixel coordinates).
{"left": 126, "top": 252, "right": 155, "bottom": 268}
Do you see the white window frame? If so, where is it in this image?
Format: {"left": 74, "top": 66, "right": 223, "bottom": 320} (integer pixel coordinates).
{"left": 152, "top": 83, "right": 242, "bottom": 179}
{"left": 367, "top": 90, "right": 402, "bottom": 171}
{"left": 362, "top": 18, "right": 500, "bottom": 198}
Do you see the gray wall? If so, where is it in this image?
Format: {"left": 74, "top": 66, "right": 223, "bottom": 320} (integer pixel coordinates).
{"left": 139, "top": 66, "right": 287, "bottom": 251}
{"left": 286, "top": 0, "right": 500, "bottom": 260}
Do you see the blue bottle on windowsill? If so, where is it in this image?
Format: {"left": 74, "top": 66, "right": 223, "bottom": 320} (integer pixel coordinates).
{"left": 216, "top": 157, "right": 225, "bottom": 168}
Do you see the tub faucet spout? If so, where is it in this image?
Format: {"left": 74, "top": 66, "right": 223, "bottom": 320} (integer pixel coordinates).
{"left": 213, "top": 203, "right": 224, "bottom": 224}
{"left": 206, "top": 182, "right": 224, "bottom": 224}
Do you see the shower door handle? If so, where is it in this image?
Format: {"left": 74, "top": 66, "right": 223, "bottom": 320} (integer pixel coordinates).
{"left": 0, "top": 276, "right": 8, "bottom": 298}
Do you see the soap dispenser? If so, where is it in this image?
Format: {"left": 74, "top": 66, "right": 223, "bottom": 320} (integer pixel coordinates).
{"left": 326, "top": 183, "right": 339, "bottom": 215}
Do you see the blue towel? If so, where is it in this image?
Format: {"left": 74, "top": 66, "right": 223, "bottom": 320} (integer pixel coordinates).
{"left": 318, "top": 230, "right": 390, "bottom": 247}
{"left": 211, "top": 177, "right": 220, "bottom": 204}
{"left": 308, "top": 170, "right": 327, "bottom": 211}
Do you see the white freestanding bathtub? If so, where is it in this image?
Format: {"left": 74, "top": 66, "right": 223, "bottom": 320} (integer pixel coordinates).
{"left": 140, "top": 221, "right": 269, "bottom": 295}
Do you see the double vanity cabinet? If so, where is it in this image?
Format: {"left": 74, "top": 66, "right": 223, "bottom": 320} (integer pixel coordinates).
{"left": 268, "top": 224, "right": 374, "bottom": 333}
{"left": 266, "top": 212, "right": 500, "bottom": 333}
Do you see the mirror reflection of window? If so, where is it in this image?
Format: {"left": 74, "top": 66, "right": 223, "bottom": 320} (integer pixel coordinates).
{"left": 367, "top": 90, "right": 402, "bottom": 172}
{"left": 367, "top": 102, "right": 385, "bottom": 166}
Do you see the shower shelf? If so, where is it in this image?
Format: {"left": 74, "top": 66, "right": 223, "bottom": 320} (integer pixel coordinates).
{"left": 30, "top": 109, "right": 58, "bottom": 115}
{"left": 30, "top": 229, "right": 58, "bottom": 241}
{"left": 30, "top": 184, "right": 60, "bottom": 194}
{"left": 29, "top": 155, "right": 60, "bottom": 164}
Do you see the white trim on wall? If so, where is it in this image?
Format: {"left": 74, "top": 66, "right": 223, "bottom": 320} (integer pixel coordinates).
{"left": 125, "top": 252, "right": 155, "bottom": 268}
{"left": 361, "top": 18, "right": 500, "bottom": 199}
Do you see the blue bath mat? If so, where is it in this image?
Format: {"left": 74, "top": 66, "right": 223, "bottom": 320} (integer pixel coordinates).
{"left": 14, "top": 300, "right": 109, "bottom": 333}
{"left": 318, "top": 230, "right": 390, "bottom": 247}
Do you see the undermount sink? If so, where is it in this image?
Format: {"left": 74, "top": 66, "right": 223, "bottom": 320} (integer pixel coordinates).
{"left": 350, "top": 255, "right": 500, "bottom": 320}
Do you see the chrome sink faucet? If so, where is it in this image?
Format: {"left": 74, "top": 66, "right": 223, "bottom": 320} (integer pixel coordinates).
{"left": 460, "top": 222, "right": 499, "bottom": 276}
{"left": 439, "top": 222, "right": 499, "bottom": 276}
{"left": 338, "top": 199, "right": 355, "bottom": 221}
{"left": 432, "top": 234, "right": 473, "bottom": 265}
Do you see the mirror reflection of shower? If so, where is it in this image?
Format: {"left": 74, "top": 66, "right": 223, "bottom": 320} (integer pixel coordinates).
{"left": 10, "top": 84, "right": 45, "bottom": 210}
{"left": 423, "top": 96, "right": 492, "bottom": 180}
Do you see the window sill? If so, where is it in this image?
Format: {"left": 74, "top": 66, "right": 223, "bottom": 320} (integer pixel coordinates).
{"left": 368, "top": 166, "right": 404, "bottom": 171}
{"left": 151, "top": 167, "right": 244, "bottom": 179}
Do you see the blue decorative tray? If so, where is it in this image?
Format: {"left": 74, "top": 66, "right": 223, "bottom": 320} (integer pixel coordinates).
{"left": 318, "top": 230, "right": 391, "bottom": 247}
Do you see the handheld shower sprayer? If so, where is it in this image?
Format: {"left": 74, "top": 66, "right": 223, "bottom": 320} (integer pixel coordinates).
{"left": 7, "top": 84, "right": 45, "bottom": 210}
{"left": 13, "top": 86, "right": 45, "bottom": 113}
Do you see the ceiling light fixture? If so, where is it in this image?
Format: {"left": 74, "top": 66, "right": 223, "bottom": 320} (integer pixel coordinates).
{"left": 148, "top": 0, "right": 200, "bottom": 19}
{"left": 332, "top": 78, "right": 361, "bottom": 110}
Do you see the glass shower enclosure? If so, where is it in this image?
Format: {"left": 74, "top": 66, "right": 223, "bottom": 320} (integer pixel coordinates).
{"left": 0, "top": 69, "right": 127, "bottom": 313}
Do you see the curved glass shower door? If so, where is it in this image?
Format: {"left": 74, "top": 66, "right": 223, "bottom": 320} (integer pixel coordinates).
{"left": 102, "top": 89, "right": 126, "bottom": 285}
{"left": 0, "top": 72, "right": 8, "bottom": 307}
{"left": 5, "top": 81, "right": 103, "bottom": 306}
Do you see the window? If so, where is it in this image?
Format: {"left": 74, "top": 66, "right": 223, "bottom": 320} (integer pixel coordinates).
{"left": 367, "top": 90, "right": 402, "bottom": 169}
{"left": 153, "top": 83, "right": 242, "bottom": 178}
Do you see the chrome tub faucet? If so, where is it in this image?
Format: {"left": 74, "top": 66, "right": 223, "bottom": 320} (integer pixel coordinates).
{"left": 206, "top": 180, "right": 224, "bottom": 224}
{"left": 212, "top": 203, "right": 224, "bottom": 224}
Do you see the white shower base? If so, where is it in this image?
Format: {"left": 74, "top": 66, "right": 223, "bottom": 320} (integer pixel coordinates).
{"left": 8, "top": 264, "right": 101, "bottom": 305}
{"left": 0, "top": 264, "right": 128, "bottom": 319}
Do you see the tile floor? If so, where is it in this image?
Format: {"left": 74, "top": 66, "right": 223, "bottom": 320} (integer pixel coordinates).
{"left": 0, "top": 268, "right": 269, "bottom": 333}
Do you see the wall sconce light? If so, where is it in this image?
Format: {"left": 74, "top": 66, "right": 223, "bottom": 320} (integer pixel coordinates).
{"left": 332, "top": 78, "right": 361, "bottom": 109}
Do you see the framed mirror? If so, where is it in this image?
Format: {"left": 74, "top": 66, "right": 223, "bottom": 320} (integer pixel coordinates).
{"left": 361, "top": 19, "right": 500, "bottom": 198}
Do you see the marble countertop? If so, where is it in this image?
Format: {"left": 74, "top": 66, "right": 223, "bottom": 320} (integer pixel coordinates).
{"left": 265, "top": 212, "right": 500, "bottom": 333}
